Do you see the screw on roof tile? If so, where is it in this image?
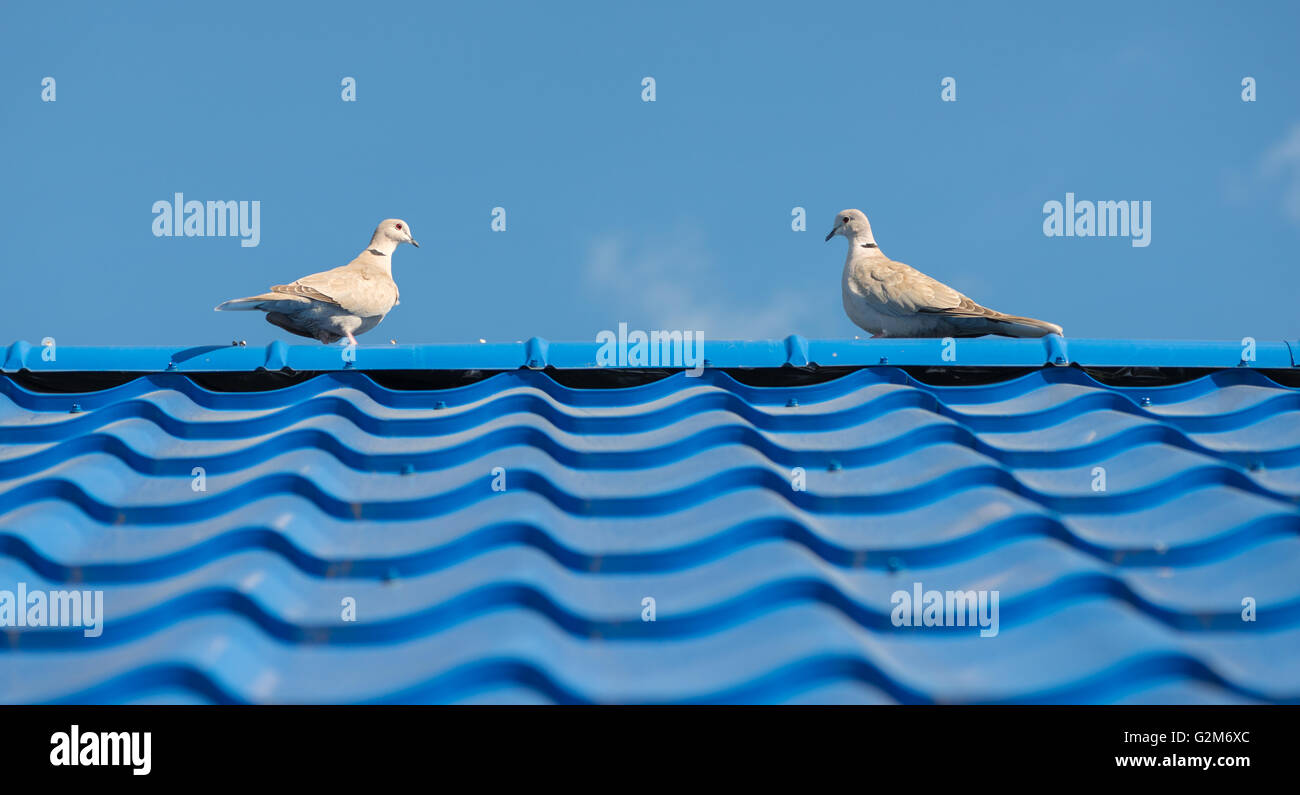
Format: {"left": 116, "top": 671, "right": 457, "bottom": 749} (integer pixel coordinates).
{"left": 400, "top": 464, "right": 415, "bottom": 475}
{"left": 166, "top": 361, "right": 177, "bottom": 371}
{"left": 434, "top": 401, "right": 447, "bottom": 410}
{"left": 879, "top": 356, "right": 889, "bottom": 365}
{"left": 786, "top": 398, "right": 799, "bottom": 407}
{"left": 69, "top": 403, "right": 82, "bottom": 413}
{"left": 827, "top": 460, "right": 842, "bottom": 472}
{"left": 383, "top": 567, "right": 399, "bottom": 584}
{"left": 1139, "top": 396, "right": 1152, "bottom": 407}
{"left": 703, "top": 359, "right": 712, "bottom": 367}
{"left": 1248, "top": 461, "right": 1262, "bottom": 472}
{"left": 1053, "top": 355, "right": 1066, "bottom": 364}
{"left": 886, "top": 556, "right": 903, "bottom": 572}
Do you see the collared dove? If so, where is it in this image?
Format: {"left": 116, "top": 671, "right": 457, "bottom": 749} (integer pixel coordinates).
{"left": 827, "top": 209, "right": 1063, "bottom": 338}
{"left": 215, "top": 219, "right": 419, "bottom": 344}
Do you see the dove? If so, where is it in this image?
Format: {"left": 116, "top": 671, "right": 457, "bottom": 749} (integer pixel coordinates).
{"left": 827, "top": 209, "right": 1063, "bottom": 338}
{"left": 215, "top": 219, "right": 419, "bottom": 344}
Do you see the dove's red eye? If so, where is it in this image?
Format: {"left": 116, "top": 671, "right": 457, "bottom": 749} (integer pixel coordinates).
{"left": 395, "top": 223, "right": 402, "bottom": 230}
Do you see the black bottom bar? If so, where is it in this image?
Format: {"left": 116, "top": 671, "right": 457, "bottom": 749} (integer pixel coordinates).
{"left": 1, "top": 705, "right": 1287, "bottom": 782}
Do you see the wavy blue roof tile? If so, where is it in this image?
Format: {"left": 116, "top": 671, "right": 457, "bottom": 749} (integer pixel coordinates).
{"left": 1, "top": 339, "right": 1298, "bottom": 703}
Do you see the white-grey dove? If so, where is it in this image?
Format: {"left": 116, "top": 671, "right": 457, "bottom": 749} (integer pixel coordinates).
{"left": 827, "top": 209, "right": 1063, "bottom": 338}
{"left": 215, "top": 219, "right": 419, "bottom": 344}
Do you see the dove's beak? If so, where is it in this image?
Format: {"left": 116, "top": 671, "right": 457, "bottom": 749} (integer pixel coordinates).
{"left": 824, "top": 226, "right": 838, "bottom": 242}
{"left": 410, "top": 239, "right": 420, "bottom": 248}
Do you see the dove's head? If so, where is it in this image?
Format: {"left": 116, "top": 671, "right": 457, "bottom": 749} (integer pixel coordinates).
{"left": 374, "top": 219, "right": 419, "bottom": 249}
{"left": 825, "top": 209, "right": 875, "bottom": 245}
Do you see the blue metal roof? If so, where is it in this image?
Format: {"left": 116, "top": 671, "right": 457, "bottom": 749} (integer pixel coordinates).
{"left": 1, "top": 339, "right": 1298, "bottom": 703}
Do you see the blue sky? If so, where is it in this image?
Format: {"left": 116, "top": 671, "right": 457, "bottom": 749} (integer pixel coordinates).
{"left": 2, "top": 0, "right": 1298, "bottom": 346}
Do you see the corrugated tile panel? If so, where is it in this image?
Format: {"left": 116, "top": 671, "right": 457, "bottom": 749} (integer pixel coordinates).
{"left": 1, "top": 352, "right": 1298, "bottom": 703}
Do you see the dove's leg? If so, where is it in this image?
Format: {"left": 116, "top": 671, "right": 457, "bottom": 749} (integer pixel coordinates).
{"left": 345, "top": 330, "right": 358, "bottom": 346}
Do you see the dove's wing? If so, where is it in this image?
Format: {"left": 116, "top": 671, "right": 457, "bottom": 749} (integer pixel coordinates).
{"left": 855, "top": 257, "right": 1062, "bottom": 336}
{"left": 272, "top": 265, "right": 349, "bottom": 307}
{"left": 850, "top": 258, "right": 972, "bottom": 316}
{"left": 272, "top": 262, "right": 396, "bottom": 317}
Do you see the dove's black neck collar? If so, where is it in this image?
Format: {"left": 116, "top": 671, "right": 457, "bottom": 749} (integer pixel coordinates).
{"left": 368, "top": 248, "right": 388, "bottom": 257}
{"left": 859, "top": 242, "right": 878, "bottom": 249}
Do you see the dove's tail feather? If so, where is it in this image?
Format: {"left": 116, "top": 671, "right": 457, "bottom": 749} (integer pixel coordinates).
{"left": 987, "top": 314, "right": 1064, "bottom": 338}
{"left": 214, "top": 293, "right": 281, "bottom": 311}
{"left": 917, "top": 305, "right": 1064, "bottom": 338}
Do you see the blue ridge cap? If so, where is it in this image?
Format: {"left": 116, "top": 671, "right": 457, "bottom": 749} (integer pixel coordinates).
{"left": 2, "top": 336, "right": 1295, "bottom": 373}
